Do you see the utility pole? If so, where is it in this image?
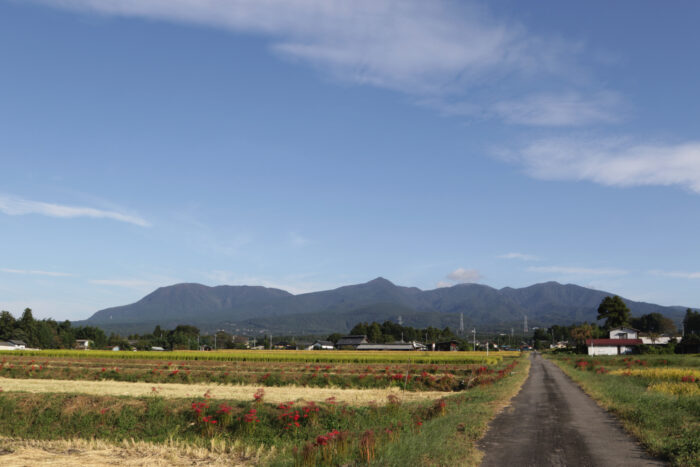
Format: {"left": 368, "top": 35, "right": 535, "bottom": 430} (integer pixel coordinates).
{"left": 472, "top": 329, "right": 476, "bottom": 352}
{"left": 459, "top": 313, "right": 464, "bottom": 335}
{"left": 523, "top": 315, "right": 528, "bottom": 334}
{"left": 214, "top": 333, "right": 217, "bottom": 350}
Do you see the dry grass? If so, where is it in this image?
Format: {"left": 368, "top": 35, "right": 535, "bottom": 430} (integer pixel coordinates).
{"left": 0, "top": 377, "right": 446, "bottom": 405}
{"left": 0, "top": 436, "right": 270, "bottom": 466}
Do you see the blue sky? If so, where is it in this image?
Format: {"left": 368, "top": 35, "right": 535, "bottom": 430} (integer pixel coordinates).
{"left": 1, "top": 0, "right": 700, "bottom": 320}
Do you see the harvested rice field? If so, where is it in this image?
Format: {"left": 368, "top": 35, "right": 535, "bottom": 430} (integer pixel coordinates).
{"left": 0, "top": 350, "right": 529, "bottom": 466}
{"left": 0, "top": 377, "right": 447, "bottom": 405}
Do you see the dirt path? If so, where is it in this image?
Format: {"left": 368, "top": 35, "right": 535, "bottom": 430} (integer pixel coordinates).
{"left": 0, "top": 377, "right": 444, "bottom": 405}
{"left": 479, "top": 353, "right": 665, "bottom": 467}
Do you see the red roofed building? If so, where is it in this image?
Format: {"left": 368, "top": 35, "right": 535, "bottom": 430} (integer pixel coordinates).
{"left": 587, "top": 327, "right": 642, "bottom": 355}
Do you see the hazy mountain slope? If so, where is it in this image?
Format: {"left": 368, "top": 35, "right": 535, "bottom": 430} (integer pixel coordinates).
{"left": 77, "top": 278, "right": 689, "bottom": 335}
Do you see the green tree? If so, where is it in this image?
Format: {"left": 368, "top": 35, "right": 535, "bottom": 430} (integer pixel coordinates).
{"left": 0, "top": 311, "right": 16, "bottom": 340}
{"left": 629, "top": 313, "right": 677, "bottom": 334}
{"left": 368, "top": 322, "right": 382, "bottom": 343}
{"left": 683, "top": 309, "right": 700, "bottom": 334}
{"left": 570, "top": 324, "right": 593, "bottom": 352}
{"left": 326, "top": 333, "right": 343, "bottom": 344}
{"left": 597, "top": 296, "right": 630, "bottom": 329}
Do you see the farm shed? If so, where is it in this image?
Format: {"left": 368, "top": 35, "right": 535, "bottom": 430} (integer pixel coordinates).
{"left": 586, "top": 338, "right": 642, "bottom": 355}
{"left": 310, "top": 340, "right": 335, "bottom": 350}
{"left": 355, "top": 342, "right": 423, "bottom": 351}
{"left": 336, "top": 335, "right": 369, "bottom": 350}
{"left": 75, "top": 339, "right": 90, "bottom": 350}
{"left": 0, "top": 340, "right": 26, "bottom": 350}
{"left": 639, "top": 334, "right": 681, "bottom": 345}
{"left": 435, "top": 340, "right": 459, "bottom": 351}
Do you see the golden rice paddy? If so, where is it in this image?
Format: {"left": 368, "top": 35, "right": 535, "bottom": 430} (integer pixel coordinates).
{"left": 609, "top": 367, "right": 700, "bottom": 381}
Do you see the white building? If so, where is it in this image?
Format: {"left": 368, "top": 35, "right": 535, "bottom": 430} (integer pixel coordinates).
{"left": 609, "top": 327, "right": 638, "bottom": 340}
{"left": 639, "top": 334, "right": 680, "bottom": 345}
{"left": 0, "top": 340, "right": 26, "bottom": 351}
{"left": 75, "top": 339, "right": 90, "bottom": 350}
{"left": 587, "top": 328, "right": 641, "bottom": 355}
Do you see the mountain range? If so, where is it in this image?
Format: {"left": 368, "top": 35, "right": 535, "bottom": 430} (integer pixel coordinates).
{"left": 74, "top": 278, "right": 689, "bottom": 336}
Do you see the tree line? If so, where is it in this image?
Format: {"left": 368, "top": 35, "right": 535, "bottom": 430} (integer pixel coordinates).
{"left": 0, "top": 308, "right": 107, "bottom": 349}
{"left": 532, "top": 296, "right": 699, "bottom": 353}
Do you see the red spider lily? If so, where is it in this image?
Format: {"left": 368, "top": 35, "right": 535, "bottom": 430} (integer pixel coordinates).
{"left": 253, "top": 388, "right": 265, "bottom": 402}
{"left": 202, "top": 416, "right": 217, "bottom": 424}
{"left": 191, "top": 401, "right": 209, "bottom": 417}
{"left": 243, "top": 408, "right": 260, "bottom": 423}
{"left": 217, "top": 403, "right": 233, "bottom": 415}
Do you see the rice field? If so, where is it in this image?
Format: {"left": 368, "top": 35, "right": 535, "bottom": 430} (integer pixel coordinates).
{"left": 0, "top": 352, "right": 518, "bottom": 392}
{"left": 0, "top": 377, "right": 448, "bottom": 405}
{"left": 1, "top": 349, "right": 515, "bottom": 364}
{"left": 0, "top": 350, "right": 528, "bottom": 466}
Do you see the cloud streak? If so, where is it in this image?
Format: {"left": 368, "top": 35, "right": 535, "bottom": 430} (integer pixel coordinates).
{"left": 89, "top": 279, "right": 162, "bottom": 288}
{"left": 498, "top": 252, "right": 540, "bottom": 261}
{"left": 508, "top": 137, "right": 700, "bottom": 193}
{"left": 31, "top": 0, "right": 614, "bottom": 127}
{"left": 529, "top": 266, "right": 628, "bottom": 276}
{"left": 0, "top": 194, "right": 149, "bottom": 226}
{"left": 649, "top": 270, "right": 700, "bottom": 280}
{"left": 491, "top": 91, "right": 622, "bottom": 127}
{"left": 1, "top": 268, "right": 74, "bottom": 277}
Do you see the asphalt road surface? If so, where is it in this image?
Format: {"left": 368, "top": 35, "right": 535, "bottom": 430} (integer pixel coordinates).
{"left": 479, "top": 353, "right": 665, "bottom": 467}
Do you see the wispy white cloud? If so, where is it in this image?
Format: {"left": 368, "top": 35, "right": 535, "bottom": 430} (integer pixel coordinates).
{"left": 438, "top": 267, "right": 482, "bottom": 287}
{"left": 1, "top": 268, "right": 74, "bottom": 277}
{"left": 649, "top": 270, "right": 700, "bottom": 280}
{"left": 491, "top": 91, "right": 622, "bottom": 127}
{"left": 89, "top": 279, "right": 159, "bottom": 288}
{"left": 506, "top": 137, "right": 700, "bottom": 193}
{"left": 31, "top": 0, "right": 612, "bottom": 127}
{"left": 0, "top": 194, "right": 150, "bottom": 226}
{"left": 529, "top": 266, "right": 628, "bottom": 276}
{"left": 288, "top": 231, "right": 309, "bottom": 247}
{"left": 498, "top": 252, "right": 540, "bottom": 261}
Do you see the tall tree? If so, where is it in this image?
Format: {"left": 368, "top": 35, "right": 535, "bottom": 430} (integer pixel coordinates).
{"left": 597, "top": 296, "right": 630, "bottom": 329}
{"left": 683, "top": 309, "right": 700, "bottom": 335}
{"left": 629, "top": 313, "right": 677, "bottom": 334}
{"left": 0, "top": 311, "right": 16, "bottom": 340}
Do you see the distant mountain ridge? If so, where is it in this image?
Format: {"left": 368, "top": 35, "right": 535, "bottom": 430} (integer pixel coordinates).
{"left": 76, "top": 278, "right": 689, "bottom": 335}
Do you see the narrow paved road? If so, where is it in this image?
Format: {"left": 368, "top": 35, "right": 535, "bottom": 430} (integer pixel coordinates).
{"left": 479, "top": 353, "right": 665, "bottom": 467}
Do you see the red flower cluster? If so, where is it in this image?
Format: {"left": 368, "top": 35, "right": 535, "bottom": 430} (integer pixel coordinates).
{"left": 191, "top": 401, "right": 209, "bottom": 418}
{"left": 314, "top": 429, "right": 341, "bottom": 446}
{"left": 243, "top": 408, "right": 259, "bottom": 423}
{"left": 217, "top": 403, "right": 233, "bottom": 415}
{"left": 202, "top": 415, "right": 217, "bottom": 424}
{"left": 681, "top": 375, "right": 697, "bottom": 383}
{"left": 253, "top": 388, "right": 265, "bottom": 402}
